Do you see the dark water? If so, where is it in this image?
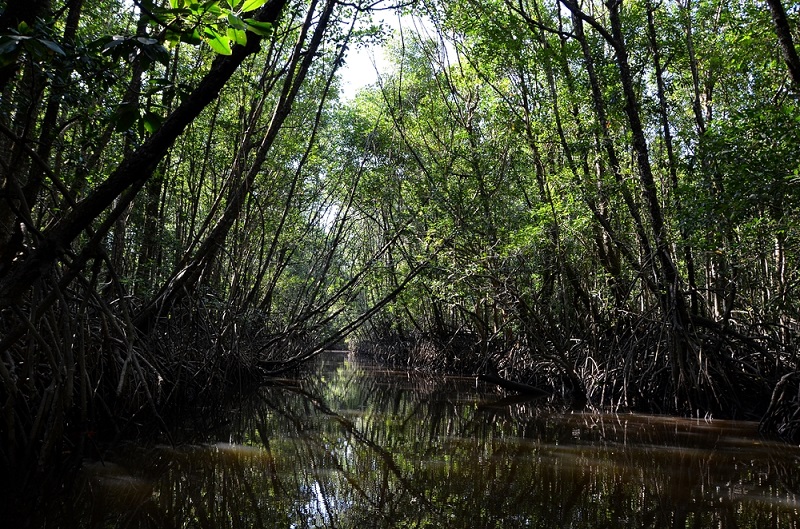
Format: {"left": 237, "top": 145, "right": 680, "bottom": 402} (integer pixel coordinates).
{"left": 52, "top": 352, "right": 800, "bottom": 527}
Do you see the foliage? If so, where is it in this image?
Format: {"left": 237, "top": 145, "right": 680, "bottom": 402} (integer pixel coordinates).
{"left": 340, "top": 0, "right": 800, "bottom": 421}
{"left": 1, "top": 0, "right": 800, "bottom": 497}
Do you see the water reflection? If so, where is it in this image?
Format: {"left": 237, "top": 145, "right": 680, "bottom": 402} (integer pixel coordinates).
{"left": 64, "top": 352, "right": 799, "bottom": 528}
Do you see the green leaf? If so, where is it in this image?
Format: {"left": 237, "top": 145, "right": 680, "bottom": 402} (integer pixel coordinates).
{"left": 244, "top": 18, "right": 272, "bottom": 36}
{"left": 227, "top": 13, "right": 245, "bottom": 30}
{"left": 149, "top": 6, "right": 184, "bottom": 22}
{"left": 204, "top": 27, "right": 232, "bottom": 54}
{"left": 142, "top": 112, "right": 163, "bottom": 133}
{"left": 0, "top": 37, "right": 22, "bottom": 57}
{"left": 0, "top": 43, "right": 20, "bottom": 67}
{"left": 101, "top": 35, "right": 127, "bottom": 53}
{"left": 227, "top": 27, "right": 247, "bottom": 46}
{"left": 203, "top": 1, "right": 222, "bottom": 15}
{"left": 135, "top": 37, "right": 159, "bottom": 46}
{"left": 145, "top": 77, "right": 174, "bottom": 96}
{"left": 115, "top": 104, "right": 140, "bottom": 132}
{"left": 181, "top": 28, "right": 202, "bottom": 45}
{"left": 37, "top": 39, "right": 66, "bottom": 56}
{"left": 169, "top": 0, "right": 184, "bottom": 8}
{"left": 240, "top": 0, "right": 267, "bottom": 12}
{"left": 165, "top": 30, "right": 182, "bottom": 44}
{"left": 28, "top": 38, "right": 67, "bottom": 59}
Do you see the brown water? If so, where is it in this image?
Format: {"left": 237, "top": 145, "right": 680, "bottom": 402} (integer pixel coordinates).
{"left": 50, "top": 352, "right": 800, "bottom": 527}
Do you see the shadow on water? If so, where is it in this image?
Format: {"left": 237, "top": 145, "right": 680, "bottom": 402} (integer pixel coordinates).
{"left": 24, "top": 352, "right": 800, "bottom": 528}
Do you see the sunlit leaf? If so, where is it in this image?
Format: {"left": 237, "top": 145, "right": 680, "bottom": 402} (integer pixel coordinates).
{"left": 204, "top": 27, "right": 232, "bottom": 54}
{"left": 240, "top": 0, "right": 267, "bottom": 13}
{"left": 203, "top": 1, "right": 222, "bottom": 15}
{"left": 227, "top": 27, "right": 247, "bottom": 46}
{"left": 244, "top": 18, "right": 272, "bottom": 36}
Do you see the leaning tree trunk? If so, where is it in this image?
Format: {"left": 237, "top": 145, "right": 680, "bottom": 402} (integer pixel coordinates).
{"left": 570, "top": 10, "right": 657, "bottom": 293}
{"left": 765, "top": 0, "right": 800, "bottom": 91}
{"left": 136, "top": 0, "right": 338, "bottom": 329}
{"left": 605, "top": 1, "right": 694, "bottom": 409}
{"left": 0, "top": 0, "right": 290, "bottom": 311}
{"left": 563, "top": 0, "right": 696, "bottom": 409}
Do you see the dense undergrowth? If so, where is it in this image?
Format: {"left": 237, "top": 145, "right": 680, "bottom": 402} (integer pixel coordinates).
{"left": 1, "top": 281, "right": 799, "bottom": 523}
{"left": 0, "top": 287, "right": 312, "bottom": 508}
{"left": 352, "top": 310, "right": 800, "bottom": 439}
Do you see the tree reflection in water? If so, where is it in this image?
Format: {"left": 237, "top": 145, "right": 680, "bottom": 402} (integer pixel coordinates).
{"left": 66, "top": 352, "right": 799, "bottom": 528}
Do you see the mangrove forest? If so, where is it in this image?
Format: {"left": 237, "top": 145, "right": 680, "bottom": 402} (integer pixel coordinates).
{"left": 1, "top": 0, "right": 800, "bottom": 520}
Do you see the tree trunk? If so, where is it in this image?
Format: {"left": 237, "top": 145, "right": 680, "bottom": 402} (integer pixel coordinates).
{"left": 564, "top": 0, "right": 695, "bottom": 408}
{"left": 646, "top": 0, "right": 699, "bottom": 315}
{"left": 765, "top": 0, "right": 800, "bottom": 90}
{"left": 0, "top": 0, "right": 56, "bottom": 273}
{"left": 570, "top": 10, "right": 656, "bottom": 291}
{"left": 22, "top": 0, "right": 85, "bottom": 210}
{"left": 605, "top": 2, "right": 684, "bottom": 317}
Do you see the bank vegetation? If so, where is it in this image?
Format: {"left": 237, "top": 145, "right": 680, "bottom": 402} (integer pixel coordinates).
{"left": 1, "top": 0, "right": 799, "bottom": 495}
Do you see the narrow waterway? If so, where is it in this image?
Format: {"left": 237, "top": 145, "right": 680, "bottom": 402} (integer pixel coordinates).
{"left": 46, "top": 352, "right": 800, "bottom": 527}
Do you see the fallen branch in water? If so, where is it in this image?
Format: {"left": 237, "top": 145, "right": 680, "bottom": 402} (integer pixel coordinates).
{"left": 477, "top": 373, "right": 550, "bottom": 397}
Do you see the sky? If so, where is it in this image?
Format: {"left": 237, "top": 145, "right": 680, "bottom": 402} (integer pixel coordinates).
{"left": 338, "top": 44, "right": 389, "bottom": 100}
{"left": 336, "top": 10, "right": 400, "bottom": 100}
{"left": 336, "top": 10, "right": 443, "bottom": 100}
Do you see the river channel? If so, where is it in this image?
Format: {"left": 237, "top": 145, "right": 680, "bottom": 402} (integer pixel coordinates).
{"left": 46, "top": 351, "right": 800, "bottom": 528}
